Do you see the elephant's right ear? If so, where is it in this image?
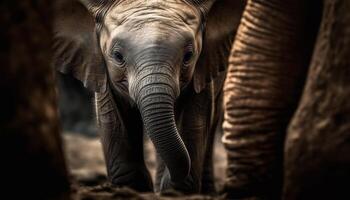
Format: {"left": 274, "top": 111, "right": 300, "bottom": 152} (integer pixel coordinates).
{"left": 192, "top": 0, "right": 246, "bottom": 93}
{"left": 53, "top": 0, "right": 106, "bottom": 93}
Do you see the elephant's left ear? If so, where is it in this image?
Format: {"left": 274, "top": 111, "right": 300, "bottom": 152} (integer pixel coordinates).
{"left": 193, "top": 0, "right": 246, "bottom": 93}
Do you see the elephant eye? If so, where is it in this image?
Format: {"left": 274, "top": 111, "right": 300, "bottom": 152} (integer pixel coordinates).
{"left": 183, "top": 50, "right": 193, "bottom": 65}
{"left": 113, "top": 51, "right": 125, "bottom": 65}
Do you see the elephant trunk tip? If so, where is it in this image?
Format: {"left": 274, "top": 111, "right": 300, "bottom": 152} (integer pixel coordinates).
{"left": 167, "top": 140, "right": 191, "bottom": 182}
{"left": 149, "top": 125, "right": 191, "bottom": 182}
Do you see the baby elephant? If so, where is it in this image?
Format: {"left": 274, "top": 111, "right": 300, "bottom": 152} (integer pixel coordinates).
{"left": 54, "top": 0, "right": 244, "bottom": 194}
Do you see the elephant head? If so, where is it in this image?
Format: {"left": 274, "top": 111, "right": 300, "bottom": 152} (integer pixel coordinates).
{"left": 54, "top": 0, "right": 244, "bottom": 185}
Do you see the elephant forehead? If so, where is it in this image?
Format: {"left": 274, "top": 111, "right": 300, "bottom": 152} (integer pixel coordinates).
{"left": 105, "top": 0, "right": 199, "bottom": 28}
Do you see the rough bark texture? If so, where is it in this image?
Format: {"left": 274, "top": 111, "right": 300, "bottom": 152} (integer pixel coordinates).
{"left": 223, "top": 0, "right": 321, "bottom": 198}
{"left": 0, "top": 1, "right": 70, "bottom": 199}
{"left": 283, "top": 0, "right": 350, "bottom": 199}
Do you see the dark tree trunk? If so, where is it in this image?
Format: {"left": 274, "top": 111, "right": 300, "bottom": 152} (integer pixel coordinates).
{"left": 0, "top": 1, "right": 70, "bottom": 199}
{"left": 283, "top": 0, "right": 350, "bottom": 199}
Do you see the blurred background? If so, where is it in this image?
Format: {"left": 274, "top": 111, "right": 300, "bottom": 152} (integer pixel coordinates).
{"left": 56, "top": 73, "right": 228, "bottom": 190}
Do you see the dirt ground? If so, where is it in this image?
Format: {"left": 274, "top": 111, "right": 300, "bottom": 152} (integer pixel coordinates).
{"left": 62, "top": 133, "right": 228, "bottom": 199}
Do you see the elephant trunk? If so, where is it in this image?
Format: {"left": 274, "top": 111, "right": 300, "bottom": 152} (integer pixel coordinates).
{"left": 131, "top": 65, "right": 190, "bottom": 183}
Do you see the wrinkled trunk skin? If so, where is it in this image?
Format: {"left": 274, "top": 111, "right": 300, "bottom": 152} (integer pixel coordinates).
{"left": 131, "top": 65, "right": 191, "bottom": 184}
{"left": 283, "top": 1, "right": 350, "bottom": 199}
{"left": 223, "top": 0, "right": 320, "bottom": 198}
{"left": 0, "top": 0, "right": 70, "bottom": 199}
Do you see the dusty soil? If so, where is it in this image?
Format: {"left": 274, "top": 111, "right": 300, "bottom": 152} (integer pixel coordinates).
{"left": 62, "top": 133, "right": 228, "bottom": 199}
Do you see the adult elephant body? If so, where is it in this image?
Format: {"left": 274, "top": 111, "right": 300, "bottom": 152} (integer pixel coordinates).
{"left": 223, "top": 0, "right": 322, "bottom": 199}
{"left": 224, "top": 0, "right": 350, "bottom": 199}
{"left": 54, "top": 0, "right": 245, "bottom": 193}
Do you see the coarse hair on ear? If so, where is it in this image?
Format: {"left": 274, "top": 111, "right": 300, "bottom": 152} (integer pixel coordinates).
{"left": 53, "top": 0, "right": 111, "bottom": 92}
{"left": 192, "top": 0, "right": 246, "bottom": 93}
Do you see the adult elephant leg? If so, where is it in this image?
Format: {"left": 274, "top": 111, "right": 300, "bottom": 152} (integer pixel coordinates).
{"left": 284, "top": 1, "right": 350, "bottom": 199}
{"left": 95, "top": 85, "right": 153, "bottom": 192}
{"left": 223, "top": 0, "right": 320, "bottom": 198}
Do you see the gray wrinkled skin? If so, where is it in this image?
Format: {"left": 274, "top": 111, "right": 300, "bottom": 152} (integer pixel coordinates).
{"left": 223, "top": 0, "right": 322, "bottom": 199}
{"left": 100, "top": 1, "right": 203, "bottom": 96}
{"left": 54, "top": 0, "right": 245, "bottom": 194}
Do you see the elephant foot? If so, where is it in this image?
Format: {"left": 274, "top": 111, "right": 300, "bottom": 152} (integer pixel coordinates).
{"left": 160, "top": 168, "right": 199, "bottom": 194}
{"left": 109, "top": 163, "right": 153, "bottom": 192}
